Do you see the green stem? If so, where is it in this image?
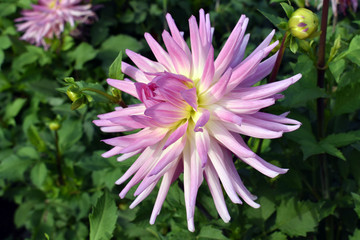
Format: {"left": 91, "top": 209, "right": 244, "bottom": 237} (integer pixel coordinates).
{"left": 55, "top": 130, "right": 64, "bottom": 185}
{"left": 82, "top": 87, "right": 127, "bottom": 107}
{"left": 269, "top": 32, "right": 288, "bottom": 83}
{"left": 317, "top": 0, "right": 329, "bottom": 200}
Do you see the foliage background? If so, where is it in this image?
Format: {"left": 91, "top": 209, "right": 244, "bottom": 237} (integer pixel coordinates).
{"left": 1, "top": 0, "right": 360, "bottom": 239}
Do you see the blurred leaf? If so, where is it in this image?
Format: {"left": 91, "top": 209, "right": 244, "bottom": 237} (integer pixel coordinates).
{"left": 4, "top": 98, "right": 26, "bottom": 123}
{"left": 329, "top": 59, "right": 345, "bottom": 84}
{"left": 30, "top": 162, "right": 47, "bottom": 188}
{"left": 89, "top": 190, "right": 117, "bottom": 240}
{"left": 351, "top": 193, "right": 360, "bottom": 218}
{"left": 333, "top": 81, "right": 360, "bottom": 115}
{"left": 289, "top": 36, "right": 298, "bottom": 53}
{"left": 67, "top": 43, "right": 98, "bottom": 70}
{"left": 27, "top": 125, "right": 47, "bottom": 152}
{"left": 269, "top": 231, "right": 287, "bottom": 240}
{"left": 280, "top": 2, "right": 294, "bottom": 18}
{"left": 108, "top": 51, "right": 124, "bottom": 80}
{"left": 258, "top": 10, "right": 287, "bottom": 28}
{"left": 0, "top": 35, "right": 11, "bottom": 49}
{"left": 58, "top": 118, "right": 83, "bottom": 151}
{"left": 275, "top": 198, "right": 320, "bottom": 237}
{"left": 0, "top": 3, "right": 16, "bottom": 17}
{"left": 98, "top": 34, "right": 142, "bottom": 68}
{"left": 0, "top": 154, "right": 32, "bottom": 181}
{"left": 198, "top": 226, "right": 229, "bottom": 240}
{"left": 350, "top": 229, "right": 360, "bottom": 240}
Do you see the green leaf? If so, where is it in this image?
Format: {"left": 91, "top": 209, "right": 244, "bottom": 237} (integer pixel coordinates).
{"left": 58, "top": 118, "right": 83, "bottom": 151}
{"left": 4, "top": 98, "right": 27, "bottom": 122}
{"left": 98, "top": 34, "right": 142, "bottom": 68}
{"left": 269, "top": 231, "right": 287, "bottom": 240}
{"left": 0, "top": 3, "right": 16, "bottom": 17}
{"left": 0, "top": 50, "right": 4, "bottom": 69}
{"left": 289, "top": 36, "right": 298, "bottom": 54}
{"left": 0, "top": 35, "right": 11, "bottom": 50}
{"left": 198, "top": 226, "right": 229, "bottom": 240}
{"left": 89, "top": 190, "right": 117, "bottom": 240}
{"left": 322, "top": 131, "right": 360, "bottom": 147}
{"left": 333, "top": 81, "right": 360, "bottom": 115}
{"left": 0, "top": 155, "right": 33, "bottom": 181}
{"left": 67, "top": 43, "right": 98, "bottom": 70}
{"left": 350, "top": 229, "right": 360, "bottom": 240}
{"left": 329, "top": 59, "right": 345, "bottom": 84}
{"left": 258, "top": 10, "right": 287, "bottom": 28}
{"left": 27, "top": 125, "right": 46, "bottom": 152}
{"left": 275, "top": 198, "right": 320, "bottom": 237}
{"left": 30, "top": 162, "right": 47, "bottom": 188}
{"left": 108, "top": 51, "right": 124, "bottom": 80}
{"left": 319, "top": 142, "right": 345, "bottom": 160}
{"left": 351, "top": 193, "right": 360, "bottom": 218}
{"left": 280, "top": 2, "right": 294, "bottom": 18}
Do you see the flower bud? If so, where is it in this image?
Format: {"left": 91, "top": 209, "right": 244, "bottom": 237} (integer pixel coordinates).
{"left": 48, "top": 121, "right": 61, "bottom": 131}
{"left": 66, "top": 86, "right": 81, "bottom": 102}
{"left": 288, "top": 8, "right": 319, "bottom": 40}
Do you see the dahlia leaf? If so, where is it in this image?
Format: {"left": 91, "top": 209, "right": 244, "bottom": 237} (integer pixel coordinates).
{"left": 319, "top": 143, "right": 345, "bottom": 161}
{"left": 321, "top": 131, "right": 360, "bottom": 148}
{"left": 350, "top": 229, "right": 360, "bottom": 240}
{"left": 329, "top": 59, "right": 345, "bottom": 84}
{"left": 351, "top": 193, "right": 360, "bottom": 219}
{"left": 30, "top": 162, "right": 47, "bottom": 188}
{"left": 198, "top": 226, "right": 229, "bottom": 240}
{"left": 68, "top": 42, "right": 98, "bottom": 70}
{"left": 269, "top": 231, "right": 287, "bottom": 240}
{"left": 58, "top": 118, "right": 83, "bottom": 151}
{"left": 109, "top": 51, "right": 124, "bottom": 80}
{"left": 280, "top": 2, "right": 294, "bottom": 19}
{"left": 0, "top": 3, "right": 16, "bottom": 17}
{"left": 258, "top": 10, "right": 287, "bottom": 29}
{"left": 89, "top": 190, "right": 117, "bottom": 240}
{"left": 333, "top": 81, "right": 360, "bottom": 115}
{"left": 275, "top": 198, "right": 320, "bottom": 237}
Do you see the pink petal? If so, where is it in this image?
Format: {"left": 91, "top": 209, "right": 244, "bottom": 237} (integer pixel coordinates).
{"left": 144, "top": 32, "right": 175, "bottom": 72}
{"left": 207, "top": 121, "right": 255, "bottom": 158}
{"left": 199, "top": 46, "right": 215, "bottom": 92}
{"left": 163, "top": 121, "right": 189, "bottom": 149}
{"left": 194, "top": 109, "right": 210, "bottom": 132}
{"left": 195, "top": 128, "right": 210, "bottom": 167}
{"left": 107, "top": 78, "right": 138, "bottom": 99}
{"left": 162, "top": 30, "right": 191, "bottom": 77}
{"left": 204, "top": 161, "right": 231, "bottom": 222}
{"left": 122, "top": 62, "right": 150, "bottom": 83}
{"left": 181, "top": 87, "right": 198, "bottom": 110}
{"left": 166, "top": 13, "right": 191, "bottom": 58}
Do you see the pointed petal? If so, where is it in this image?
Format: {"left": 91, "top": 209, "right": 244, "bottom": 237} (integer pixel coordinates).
{"left": 181, "top": 87, "right": 198, "bottom": 110}
{"left": 163, "top": 121, "right": 188, "bottom": 149}
{"left": 107, "top": 78, "right": 138, "bottom": 98}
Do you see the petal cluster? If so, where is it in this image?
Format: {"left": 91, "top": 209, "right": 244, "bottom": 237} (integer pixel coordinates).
{"left": 94, "top": 9, "right": 301, "bottom": 232}
{"left": 15, "top": 0, "right": 96, "bottom": 49}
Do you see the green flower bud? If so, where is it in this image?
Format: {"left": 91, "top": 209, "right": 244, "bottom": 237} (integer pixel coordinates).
{"left": 48, "top": 121, "right": 61, "bottom": 131}
{"left": 288, "top": 8, "right": 319, "bottom": 40}
{"left": 66, "top": 86, "right": 81, "bottom": 102}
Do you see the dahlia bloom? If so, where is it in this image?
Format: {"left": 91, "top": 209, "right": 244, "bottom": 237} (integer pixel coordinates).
{"left": 94, "top": 10, "right": 301, "bottom": 231}
{"left": 16, "top": 0, "right": 95, "bottom": 49}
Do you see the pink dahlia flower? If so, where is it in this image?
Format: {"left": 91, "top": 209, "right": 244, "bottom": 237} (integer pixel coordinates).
{"left": 94, "top": 10, "right": 301, "bottom": 231}
{"left": 15, "top": 0, "right": 95, "bottom": 49}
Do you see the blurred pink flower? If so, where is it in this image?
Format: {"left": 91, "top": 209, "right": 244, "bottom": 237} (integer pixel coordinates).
{"left": 315, "top": 0, "right": 358, "bottom": 16}
{"left": 16, "top": 0, "right": 95, "bottom": 49}
{"left": 94, "top": 10, "right": 301, "bottom": 231}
